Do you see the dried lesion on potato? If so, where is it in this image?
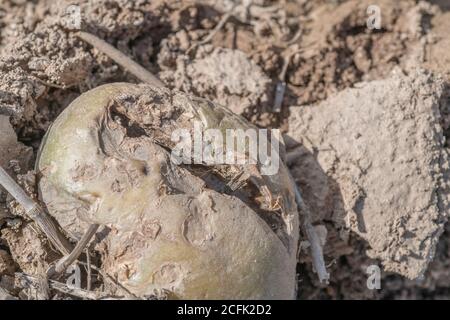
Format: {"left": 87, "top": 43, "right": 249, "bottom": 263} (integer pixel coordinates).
{"left": 95, "top": 87, "right": 297, "bottom": 248}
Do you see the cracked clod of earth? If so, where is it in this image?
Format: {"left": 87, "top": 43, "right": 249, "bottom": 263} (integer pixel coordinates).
{"left": 288, "top": 69, "right": 450, "bottom": 279}
{"left": 159, "top": 47, "right": 272, "bottom": 116}
{"left": 36, "top": 83, "right": 299, "bottom": 299}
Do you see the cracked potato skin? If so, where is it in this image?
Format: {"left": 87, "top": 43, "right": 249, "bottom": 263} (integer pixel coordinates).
{"left": 37, "top": 83, "right": 299, "bottom": 299}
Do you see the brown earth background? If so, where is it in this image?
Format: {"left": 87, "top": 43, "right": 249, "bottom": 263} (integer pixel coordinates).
{"left": 1, "top": 0, "right": 450, "bottom": 299}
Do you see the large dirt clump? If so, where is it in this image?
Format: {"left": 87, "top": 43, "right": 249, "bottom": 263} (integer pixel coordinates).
{"left": 288, "top": 69, "right": 450, "bottom": 280}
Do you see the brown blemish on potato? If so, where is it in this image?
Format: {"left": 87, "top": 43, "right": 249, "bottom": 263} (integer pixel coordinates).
{"left": 181, "top": 198, "right": 215, "bottom": 248}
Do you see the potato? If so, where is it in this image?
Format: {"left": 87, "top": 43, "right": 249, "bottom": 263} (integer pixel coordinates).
{"left": 37, "top": 83, "right": 299, "bottom": 299}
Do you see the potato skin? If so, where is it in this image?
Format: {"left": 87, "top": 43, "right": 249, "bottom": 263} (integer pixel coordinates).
{"left": 37, "top": 83, "right": 299, "bottom": 299}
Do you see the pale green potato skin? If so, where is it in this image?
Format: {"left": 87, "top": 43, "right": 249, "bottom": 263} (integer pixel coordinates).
{"left": 37, "top": 83, "right": 299, "bottom": 299}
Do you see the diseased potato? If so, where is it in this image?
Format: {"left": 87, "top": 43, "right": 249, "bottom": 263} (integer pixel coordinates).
{"left": 37, "top": 83, "right": 299, "bottom": 299}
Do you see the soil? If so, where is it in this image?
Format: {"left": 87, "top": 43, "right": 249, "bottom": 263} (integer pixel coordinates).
{"left": 289, "top": 69, "right": 450, "bottom": 280}
{"left": 1, "top": 0, "right": 450, "bottom": 299}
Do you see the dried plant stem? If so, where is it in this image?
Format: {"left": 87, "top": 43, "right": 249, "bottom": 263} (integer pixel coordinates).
{"left": 17, "top": 273, "right": 100, "bottom": 300}
{"left": 53, "top": 224, "right": 100, "bottom": 274}
{"left": 0, "top": 166, "right": 35, "bottom": 212}
{"left": 86, "top": 248, "right": 92, "bottom": 291}
{"left": 76, "top": 31, "right": 165, "bottom": 88}
{"left": 273, "top": 48, "right": 303, "bottom": 113}
{"left": 188, "top": 4, "right": 236, "bottom": 53}
{"left": 0, "top": 166, "right": 72, "bottom": 255}
{"left": 77, "top": 262, "right": 139, "bottom": 299}
{"left": 289, "top": 172, "right": 330, "bottom": 283}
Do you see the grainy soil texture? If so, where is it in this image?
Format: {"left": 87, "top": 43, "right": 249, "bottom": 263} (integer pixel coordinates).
{"left": 1, "top": 0, "right": 450, "bottom": 300}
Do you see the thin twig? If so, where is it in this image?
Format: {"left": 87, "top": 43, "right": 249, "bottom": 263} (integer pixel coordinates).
{"left": 286, "top": 28, "right": 303, "bottom": 45}
{"left": 273, "top": 55, "right": 290, "bottom": 113}
{"left": 76, "top": 31, "right": 165, "bottom": 88}
{"left": 48, "top": 279, "right": 98, "bottom": 300}
{"left": 0, "top": 166, "right": 36, "bottom": 213}
{"left": 77, "top": 262, "right": 140, "bottom": 300}
{"left": 289, "top": 172, "right": 329, "bottom": 284}
{"left": 35, "top": 78, "right": 71, "bottom": 90}
{"left": 273, "top": 82, "right": 286, "bottom": 113}
{"left": 50, "top": 224, "right": 100, "bottom": 275}
{"left": 17, "top": 272, "right": 100, "bottom": 300}
{"left": 198, "top": 11, "right": 233, "bottom": 45}
{"left": 187, "top": 4, "right": 236, "bottom": 53}
{"left": 0, "top": 166, "right": 72, "bottom": 255}
{"left": 86, "top": 248, "right": 92, "bottom": 291}
{"left": 273, "top": 48, "right": 300, "bottom": 113}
